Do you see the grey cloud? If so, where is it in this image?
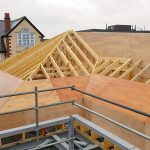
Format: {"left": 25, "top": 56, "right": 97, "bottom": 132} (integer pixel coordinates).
{"left": 0, "top": 0, "right": 150, "bottom": 38}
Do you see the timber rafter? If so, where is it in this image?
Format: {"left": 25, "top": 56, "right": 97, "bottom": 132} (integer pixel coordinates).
{"left": 0, "top": 30, "right": 149, "bottom": 84}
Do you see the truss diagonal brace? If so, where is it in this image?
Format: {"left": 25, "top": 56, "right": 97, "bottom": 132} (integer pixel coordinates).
{"left": 50, "top": 55, "right": 65, "bottom": 78}
{"left": 131, "top": 64, "right": 150, "bottom": 81}
{"left": 56, "top": 47, "right": 79, "bottom": 77}
{"left": 40, "top": 64, "right": 50, "bottom": 79}
{"left": 67, "top": 34, "right": 94, "bottom": 69}
{"left": 100, "top": 59, "right": 120, "bottom": 75}
{"left": 63, "top": 40, "right": 90, "bottom": 75}
{"left": 110, "top": 59, "right": 131, "bottom": 77}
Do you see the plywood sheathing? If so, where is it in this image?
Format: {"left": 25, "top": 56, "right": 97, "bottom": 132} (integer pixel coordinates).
{"left": 0, "top": 77, "right": 86, "bottom": 130}
{"left": 51, "top": 76, "right": 90, "bottom": 100}
{"left": 0, "top": 79, "right": 60, "bottom": 113}
{"left": 0, "top": 75, "right": 149, "bottom": 149}
{"left": 79, "top": 32, "right": 150, "bottom": 66}
{"left": 85, "top": 75, "right": 150, "bottom": 114}
{"left": 0, "top": 30, "right": 149, "bottom": 84}
{"left": 82, "top": 75, "right": 150, "bottom": 149}
{"left": 0, "top": 79, "right": 59, "bottom": 129}
{"left": 0, "top": 71, "right": 23, "bottom": 108}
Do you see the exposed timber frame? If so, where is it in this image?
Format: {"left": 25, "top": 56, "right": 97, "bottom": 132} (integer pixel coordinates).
{"left": 0, "top": 30, "right": 149, "bottom": 84}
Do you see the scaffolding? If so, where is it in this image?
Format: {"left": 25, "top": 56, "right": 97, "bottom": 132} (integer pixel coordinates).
{"left": 0, "top": 86, "right": 149, "bottom": 149}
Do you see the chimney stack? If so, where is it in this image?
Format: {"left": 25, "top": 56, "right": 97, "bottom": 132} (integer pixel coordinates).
{"left": 4, "top": 13, "right": 11, "bottom": 33}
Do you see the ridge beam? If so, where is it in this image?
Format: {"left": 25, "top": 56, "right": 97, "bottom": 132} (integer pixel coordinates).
{"left": 100, "top": 59, "right": 120, "bottom": 76}
{"left": 94, "top": 59, "right": 111, "bottom": 74}
{"left": 110, "top": 59, "right": 132, "bottom": 77}
{"left": 119, "top": 59, "right": 142, "bottom": 79}
{"left": 63, "top": 40, "right": 90, "bottom": 75}
{"left": 67, "top": 34, "right": 94, "bottom": 69}
{"left": 56, "top": 47, "right": 79, "bottom": 77}
{"left": 40, "top": 64, "right": 50, "bottom": 79}
{"left": 131, "top": 64, "right": 150, "bottom": 81}
{"left": 49, "top": 55, "right": 65, "bottom": 78}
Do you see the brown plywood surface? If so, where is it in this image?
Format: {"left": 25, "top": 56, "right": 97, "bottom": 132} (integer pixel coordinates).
{"left": 0, "top": 71, "right": 23, "bottom": 109}
{"left": 51, "top": 76, "right": 90, "bottom": 101}
{"left": 83, "top": 75, "right": 150, "bottom": 149}
{"left": 0, "top": 75, "right": 149, "bottom": 121}
{"left": 79, "top": 32, "right": 150, "bottom": 66}
{"left": 0, "top": 112, "right": 23, "bottom": 130}
{"left": 0, "top": 76, "right": 149, "bottom": 149}
{"left": 0, "top": 79, "right": 60, "bottom": 113}
{"left": 0, "top": 77, "right": 87, "bottom": 130}
{"left": 85, "top": 75, "right": 150, "bottom": 115}
{"left": 0, "top": 76, "right": 89, "bottom": 113}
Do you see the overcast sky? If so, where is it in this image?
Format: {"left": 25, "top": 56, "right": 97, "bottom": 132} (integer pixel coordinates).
{"left": 1, "top": 0, "right": 150, "bottom": 38}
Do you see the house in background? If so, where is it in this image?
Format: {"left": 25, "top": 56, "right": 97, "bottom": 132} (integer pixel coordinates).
{"left": 0, "top": 13, "right": 44, "bottom": 62}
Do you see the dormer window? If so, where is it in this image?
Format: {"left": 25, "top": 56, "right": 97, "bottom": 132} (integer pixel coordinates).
{"left": 17, "top": 28, "right": 35, "bottom": 46}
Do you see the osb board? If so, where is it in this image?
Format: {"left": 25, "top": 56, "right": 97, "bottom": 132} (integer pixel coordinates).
{"left": 79, "top": 32, "right": 150, "bottom": 65}
{"left": 0, "top": 71, "right": 23, "bottom": 109}
{"left": 0, "top": 79, "right": 60, "bottom": 113}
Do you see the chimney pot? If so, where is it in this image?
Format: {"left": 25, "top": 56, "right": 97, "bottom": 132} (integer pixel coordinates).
{"left": 4, "top": 13, "right": 11, "bottom": 33}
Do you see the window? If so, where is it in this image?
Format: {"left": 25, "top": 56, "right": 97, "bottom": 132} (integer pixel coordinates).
{"left": 17, "top": 28, "right": 35, "bottom": 46}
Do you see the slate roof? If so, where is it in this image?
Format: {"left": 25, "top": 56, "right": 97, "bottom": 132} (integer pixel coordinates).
{"left": 0, "top": 20, "right": 5, "bottom": 52}
{"left": 11, "top": 17, "right": 24, "bottom": 29}
{"left": 0, "top": 17, "right": 23, "bottom": 52}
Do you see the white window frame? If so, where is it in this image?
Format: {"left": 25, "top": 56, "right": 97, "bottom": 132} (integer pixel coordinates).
{"left": 17, "top": 28, "right": 35, "bottom": 47}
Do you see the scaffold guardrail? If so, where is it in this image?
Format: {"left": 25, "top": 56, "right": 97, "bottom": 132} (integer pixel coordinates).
{"left": 0, "top": 85, "right": 149, "bottom": 149}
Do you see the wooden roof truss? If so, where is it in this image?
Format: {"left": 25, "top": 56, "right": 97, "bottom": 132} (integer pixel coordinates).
{"left": 0, "top": 30, "right": 149, "bottom": 84}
